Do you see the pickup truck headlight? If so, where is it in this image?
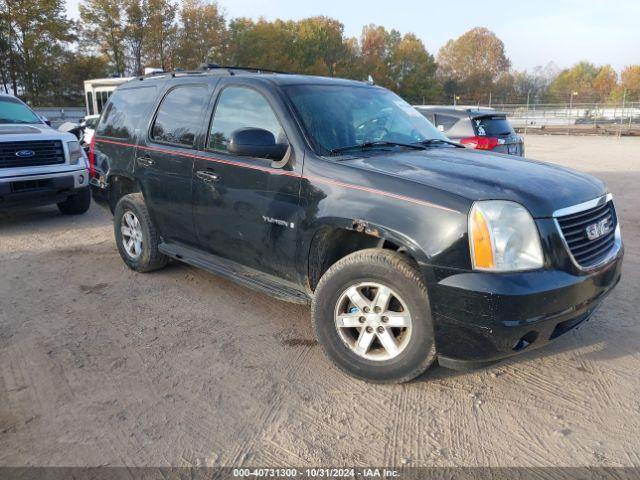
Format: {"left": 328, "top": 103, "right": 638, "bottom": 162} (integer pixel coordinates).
{"left": 67, "top": 141, "right": 84, "bottom": 165}
{"left": 469, "top": 200, "right": 543, "bottom": 271}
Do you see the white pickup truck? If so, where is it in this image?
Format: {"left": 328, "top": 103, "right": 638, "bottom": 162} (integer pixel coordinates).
{"left": 0, "top": 93, "right": 90, "bottom": 214}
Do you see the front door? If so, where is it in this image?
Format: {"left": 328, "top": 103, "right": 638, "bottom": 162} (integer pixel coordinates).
{"left": 137, "top": 83, "right": 210, "bottom": 246}
{"left": 192, "top": 82, "right": 302, "bottom": 281}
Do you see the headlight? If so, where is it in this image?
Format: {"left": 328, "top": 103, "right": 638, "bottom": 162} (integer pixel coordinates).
{"left": 67, "top": 141, "right": 84, "bottom": 165}
{"left": 469, "top": 200, "right": 543, "bottom": 271}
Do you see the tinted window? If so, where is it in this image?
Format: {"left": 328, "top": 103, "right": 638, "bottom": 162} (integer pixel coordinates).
{"left": 434, "top": 114, "right": 458, "bottom": 132}
{"left": 473, "top": 116, "right": 515, "bottom": 136}
{"left": 209, "top": 87, "right": 284, "bottom": 152}
{"left": 96, "top": 86, "right": 157, "bottom": 139}
{"left": 152, "top": 85, "right": 207, "bottom": 146}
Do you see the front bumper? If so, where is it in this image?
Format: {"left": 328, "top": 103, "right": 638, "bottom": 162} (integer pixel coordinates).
{"left": 429, "top": 246, "right": 623, "bottom": 370}
{"left": 0, "top": 168, "right": 89, "bottom": 209}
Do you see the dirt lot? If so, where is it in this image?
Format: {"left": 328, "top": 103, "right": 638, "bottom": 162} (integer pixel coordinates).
{"left": 1, "top": 135, "right": 639, "bottom": 467}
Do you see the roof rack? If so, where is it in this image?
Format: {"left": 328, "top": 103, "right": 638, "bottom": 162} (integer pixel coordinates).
{"left": 135, "top": 64, "right": 291, "bottom": 82}
{"left": 199, "top": 63, "right": 291, "bottom": 75}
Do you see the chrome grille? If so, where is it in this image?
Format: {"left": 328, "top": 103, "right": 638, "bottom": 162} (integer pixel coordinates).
{"left": 0, "top": 140, "right": 65, "bottom": 168}
{"left": 557, "top": 200, "right": 617, "bottom": 268}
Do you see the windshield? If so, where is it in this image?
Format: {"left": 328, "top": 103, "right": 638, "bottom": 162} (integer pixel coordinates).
{"left": 0, "top": 97, "right": 42, "bottom": 124}
{"left": 284, "top": 85, "right": 446, "bottom": 155}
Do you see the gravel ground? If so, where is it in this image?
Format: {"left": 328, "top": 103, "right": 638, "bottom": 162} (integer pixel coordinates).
{"left": 1, "top": 135, "right": 639, "bottom": 467}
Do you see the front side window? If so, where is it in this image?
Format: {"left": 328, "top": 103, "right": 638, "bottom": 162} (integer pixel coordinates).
{"left": 0, "top": 97, "right": 42, "bottom": 124}
{"left": 96, "top": 86, "right": 157, "bottom": 140}
{"left": 208, "top": 86, "right": 284, "bottom": 152}
{"left": 151, "top": 85, "right": 207, "bottom": 146}
{"left": 284, "top": 85, "right": 445, "bottom": 155}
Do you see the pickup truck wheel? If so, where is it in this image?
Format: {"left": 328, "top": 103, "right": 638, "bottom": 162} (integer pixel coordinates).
{"left": 114, "top": 193, "right": 168, "bottom": 273}
{"left": 312, "top": 249, "right": 436, "bottom": 384}
{"left": 57, "top": 188, "right": 91, "bottom": 215}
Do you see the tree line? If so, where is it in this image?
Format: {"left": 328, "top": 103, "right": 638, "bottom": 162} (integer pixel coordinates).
{"left": 1, "top": 0, "right": 639, "bottom": 107}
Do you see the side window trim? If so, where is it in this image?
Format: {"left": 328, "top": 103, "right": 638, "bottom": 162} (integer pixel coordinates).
{"left": 148, "top": 83, "right": 208, "bottom": 149}
{"left": 204, "top": 83, "right": 287, "bottom": 155}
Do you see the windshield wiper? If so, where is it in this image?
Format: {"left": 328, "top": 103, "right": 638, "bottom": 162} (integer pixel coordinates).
{"left": 417, "top": 139, "right": 465, "bottom": 148}
{"left": 328, "top": 141, "right": 426, "bottom": 156}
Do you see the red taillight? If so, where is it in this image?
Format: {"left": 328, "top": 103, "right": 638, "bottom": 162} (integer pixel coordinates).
{"left": 460, "top": 136, "right": 499, "bottom": 150}
{"left": 88, "top": 135, "right": 96, "bottom": 177}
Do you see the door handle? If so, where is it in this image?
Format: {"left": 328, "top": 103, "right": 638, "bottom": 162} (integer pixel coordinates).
{"left": 196, "top": 170, "right": 220, "bottom": 182}
{"left": 137, "top": 156, "right": 155, "bottom": 167}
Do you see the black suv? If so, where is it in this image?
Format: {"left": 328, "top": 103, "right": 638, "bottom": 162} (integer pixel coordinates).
{"left": 90, "top": 68, "right": 623, "bottom": 383}
{"left": 415, "top": 106, "right": 524, "bottom": 156}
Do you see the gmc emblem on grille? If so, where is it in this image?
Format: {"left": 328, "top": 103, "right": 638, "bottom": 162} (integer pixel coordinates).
{"left": 15, "top": 149, "right": 35, "bottom": 158}
{"left": 585, "top": 218, "right": 611, "bottom": 240}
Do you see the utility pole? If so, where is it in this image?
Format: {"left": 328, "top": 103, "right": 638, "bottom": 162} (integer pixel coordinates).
{"left": 618, "top": 88, "right": 627, "bottom": 139}
{"left": 525, "top": 90, "right": 531, "bottom": 136}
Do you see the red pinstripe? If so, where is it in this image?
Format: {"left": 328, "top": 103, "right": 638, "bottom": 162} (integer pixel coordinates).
{"left": 96, "top": 138, "right": 459, "bottom": 213}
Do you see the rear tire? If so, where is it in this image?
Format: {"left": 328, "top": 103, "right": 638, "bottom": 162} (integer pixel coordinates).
{"left": 114, "top": 193, "right": 168, "bottom": 273}
{"left": 311, "top": 249, "right": 436, "bottom": 384}
{"left": 57, "top": 188, "right": 91, "bottom": 215}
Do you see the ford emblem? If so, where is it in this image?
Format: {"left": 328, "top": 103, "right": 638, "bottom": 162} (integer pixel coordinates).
{"left": 16, "top": 149, "right": 35, "bottom": 158}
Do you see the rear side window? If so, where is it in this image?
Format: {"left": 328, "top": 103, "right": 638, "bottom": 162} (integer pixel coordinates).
{"left": 151, "top": 85, "right": 207, "bottom": 147}
{"left": 208, "top": 86, "right": 284, "bottom": 152}
{"left": 473, "top": 116, "right": 515, "bottom": 136}
{"left": 96, "top": 86, "right": 157, "bottom": 140}
{"left": 434, "top": 114, "right": 458, "bottom": 132}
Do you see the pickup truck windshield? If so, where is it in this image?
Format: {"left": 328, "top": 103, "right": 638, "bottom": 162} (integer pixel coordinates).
{"left": 284, "top": 85, "right": 446, "bottom": 155}
{"left": 0, "top": 97, "right": 42, "bottom": 124}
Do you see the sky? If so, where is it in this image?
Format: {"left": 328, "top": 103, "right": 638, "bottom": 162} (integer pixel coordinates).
{"left": 64, "top": 0, "right": 640, "bottom": 73}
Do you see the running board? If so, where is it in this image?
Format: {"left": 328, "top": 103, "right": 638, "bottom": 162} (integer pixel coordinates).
{"left": 159, "top": 242, "right": 311, "bottom": 304}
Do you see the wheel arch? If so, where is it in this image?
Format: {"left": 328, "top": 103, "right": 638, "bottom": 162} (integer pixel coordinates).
{"left": 106, "top": 171, "right": 143, "bottom": 213}
{"left": 306, "top": 218, "right": 430, "bottom": 292}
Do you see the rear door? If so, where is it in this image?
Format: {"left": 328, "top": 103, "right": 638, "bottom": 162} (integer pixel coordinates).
{"left": 137, "top": 82, "right": 212, "bottom": 245}
{"left": 93, "top": 84, "right": 158, "bottom": 190}
{"left": 192, "top": 80, "right": 303, "bottom": 281}
{"left": 472, "top": 115, "right": 523, "bottom": 156}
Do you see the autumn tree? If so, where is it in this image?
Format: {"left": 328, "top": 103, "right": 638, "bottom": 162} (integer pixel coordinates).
{"left": 144, "top": 0, "right": 178, "bottom": 70}
{"left": 177, "top": 0, "right": 226, "bottom": 69}
{"left": 295, "top": 17, "right": 348, "bottom": 76}
{"left": 124, "top": 0, "right": 147, "bottom": 75}
{"left": 1, "top": 0, "right": 75, "bottom": 102}
{"left": 620, "top": 65, "right": 640, "bottom": 100}
{"left": 547, "top": 61, "right": 601, "bottom": 101}
{"left": 389, "top": 33, "right": 440, "bottom": 103}
{"left": 437, "top": 27, "right": 511, "bottom": 100}
{"left": 80, "top": 0, "right": 127, "bottom": 76}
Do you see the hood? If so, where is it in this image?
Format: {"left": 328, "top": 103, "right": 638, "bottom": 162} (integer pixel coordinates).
{"left": 348, "top": 147, "right": 606, "bottom": 218}
{"left": 0, "top": 123, "right": 77, "bottom": 142}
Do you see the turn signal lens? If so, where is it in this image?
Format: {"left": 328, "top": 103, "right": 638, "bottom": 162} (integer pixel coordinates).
{"left": 470, "top": 206, "right": 495, "bottom": 269}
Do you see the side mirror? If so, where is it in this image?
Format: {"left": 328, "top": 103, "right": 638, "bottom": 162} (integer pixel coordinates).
{"left": 228, "top": 128, "right": 288, "bottom": 160}
{"left": 40, "top": 116, "right": 51, "bottom": 126}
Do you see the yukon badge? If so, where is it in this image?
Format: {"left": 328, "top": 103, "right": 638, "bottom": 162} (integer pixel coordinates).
{"left": 585, "top": 218, "right": 611, "bottom": 240}
{"left": 15, "top": 149, "right": 35, "bottom": 158}
{"left": 262, "top": 215, "right": 295, "bottom": 229}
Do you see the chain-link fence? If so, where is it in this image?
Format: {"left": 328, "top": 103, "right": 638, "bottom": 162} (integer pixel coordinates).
{"left": 434, "top": 100, "right": 640, "bottom": 136}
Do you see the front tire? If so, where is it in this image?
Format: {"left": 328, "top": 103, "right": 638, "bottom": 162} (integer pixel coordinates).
{"left": 57, "top": 188, "right": 91, "bottom": 215}
{"left": 114, "top": 193, "right": 168, "bottom": 273}
{"left": 311, "top": 249, "right": 436, "bottom": 384}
